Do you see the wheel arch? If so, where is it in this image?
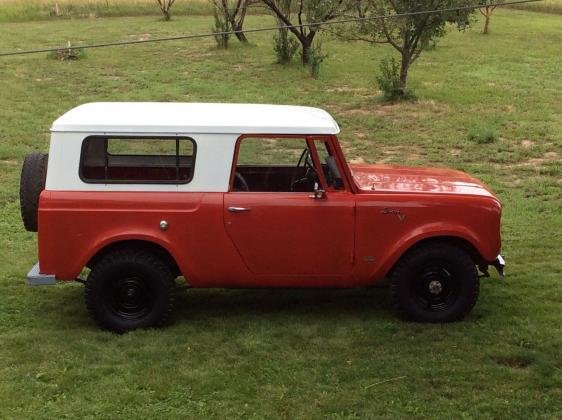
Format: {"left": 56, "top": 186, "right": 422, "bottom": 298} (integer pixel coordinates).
{"left": 87, "top": 239, "right": 182, "bottom": 278}
{"left": 384, "top": 234, "right": 486, "bottom": 279}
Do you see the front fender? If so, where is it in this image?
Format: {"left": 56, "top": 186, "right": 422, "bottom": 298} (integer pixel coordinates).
{"left": 374, "top": 224, "right": 499, "bottom": 281}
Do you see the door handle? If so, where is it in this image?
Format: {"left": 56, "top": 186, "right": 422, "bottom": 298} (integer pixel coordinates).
{"left": 228, "top": 206, "right": 251, "bottom": 213}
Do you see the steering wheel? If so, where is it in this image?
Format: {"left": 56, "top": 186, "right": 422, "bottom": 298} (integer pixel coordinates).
{"left": 234, "top": 171, "right": 249, "bottom": 191}
{"left": 291, "top": 147, "right": 317, "bottom": 191}
{"left": 297, "top": 147, "right": 315, "bottom": 171}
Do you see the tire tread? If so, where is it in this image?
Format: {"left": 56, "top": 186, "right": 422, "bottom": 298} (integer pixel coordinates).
{"left": 20, "top": 152, "right": 48, "bottom": 232}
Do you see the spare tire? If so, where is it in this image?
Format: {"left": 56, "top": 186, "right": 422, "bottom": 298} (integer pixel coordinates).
{"left": 20, "top": 152, "right": 48, "bottom": 232}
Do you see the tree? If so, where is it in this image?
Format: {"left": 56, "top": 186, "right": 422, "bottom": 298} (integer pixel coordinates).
{"left": 479, "top": 0, "right": 502, "bottom": 34}
{"left": 212, "top": 3, "right": 231, "bottom": 48}
{"left": 211, "top": 0, "right": 253, "bottom": 44}
{"left": 261, "top": 0, "right": 350, "bottom": 65}
{"left": 339, "top": 0, "right": 475, "bottom": 97}
{"left": 155, "top": 0, "right": 176, "bottom": 21}
{"left": 272, "top": 0, "right": 300, "bottom": 63}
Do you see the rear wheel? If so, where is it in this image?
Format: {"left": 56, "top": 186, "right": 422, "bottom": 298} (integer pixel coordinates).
{"left": 85, "top": 249, "right": 175, "bottom": 333}
{"left": 390, "top": 242, "right": 479, "bottom": 322}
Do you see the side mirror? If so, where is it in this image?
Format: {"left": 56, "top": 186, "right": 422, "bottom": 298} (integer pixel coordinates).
{"left": 310, "top": 182, "right": 327, "bottom": 200}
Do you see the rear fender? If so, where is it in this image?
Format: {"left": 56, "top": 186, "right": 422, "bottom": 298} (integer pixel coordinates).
{"left": 53, "top": 232, "right": 190, "bottom": 281}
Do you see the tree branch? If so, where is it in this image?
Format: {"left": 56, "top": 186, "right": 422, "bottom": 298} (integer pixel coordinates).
{"left": 261, "top": 0, "right": 306, "bottom": 43}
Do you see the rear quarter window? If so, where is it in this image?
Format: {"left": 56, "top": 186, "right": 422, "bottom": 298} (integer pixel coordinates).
{"left": 80, "top": 136, "right": 196, "bottom": 184}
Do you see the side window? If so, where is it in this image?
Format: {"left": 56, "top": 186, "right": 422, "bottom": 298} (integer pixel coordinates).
{"left": 80, "top": 136, "right": 195, "bottom": 184}
{"left": 232, "top": 137, "right": 318, "bottom": 192}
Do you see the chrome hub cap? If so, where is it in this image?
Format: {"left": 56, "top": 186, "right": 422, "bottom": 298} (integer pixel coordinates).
{"left": 428, "top": 280, "right": 443, "bottom": 295}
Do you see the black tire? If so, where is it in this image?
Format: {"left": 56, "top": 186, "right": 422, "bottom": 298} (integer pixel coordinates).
{"left": 390, "top": 242, "right": 479, "bottom": 323}
{"left": 20, "top": 152, "right": 48, "bottom": 232}
{"left": 85, "top": 249, "right": 176, "bottom": 333}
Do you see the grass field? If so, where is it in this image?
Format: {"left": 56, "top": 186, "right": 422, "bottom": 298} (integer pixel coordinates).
{"left": 0, "top": 9, "right": 561, "bottom": 419}
{"left": 0, "top": 0, "right": 215, "bottom": 22}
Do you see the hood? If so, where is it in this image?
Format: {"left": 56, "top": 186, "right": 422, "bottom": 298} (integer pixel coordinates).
{"left": 350, "top": 164, "right": 496, "bottom": 198}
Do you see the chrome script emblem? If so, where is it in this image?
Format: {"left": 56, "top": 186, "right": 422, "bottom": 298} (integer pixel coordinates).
{"left": 380, "top": 207, "right": 406, "bottom": 222}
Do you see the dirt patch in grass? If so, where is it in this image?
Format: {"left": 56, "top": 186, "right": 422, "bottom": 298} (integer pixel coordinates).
{"left": 502, "top": 151, "right": 560, "bottom": 170}
{"left": 376, "top": 145, "right": 422, "bottom": 164}
{"left": 326, "top": 85, "right": 371, "bottom": 96}
{"left": 127, "top": 33, "right": 152, "bottom": 41}
{"left": 492, "top": 354, "right": 534, "bottom": 370}
{"left": 354, "top": 131, "right": 367, "bottom": 139}
{"left": 522, "top": 151, "right": 559, "bottom": 167}
{"left": 502, "top": 174, "right": 523, "bottom": 187}
{"left": 449, "top": 148, "right": 462, "bottom": 156}
{"left": 341, "top": 100, "right": 449, "bottom": 121}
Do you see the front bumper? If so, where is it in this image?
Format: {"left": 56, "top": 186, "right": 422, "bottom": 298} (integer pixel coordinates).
{"left": 492, "top": 254, "right": 506, "bottom": 277}
{"left": 27, "top": 263, "right": 56, "bottom": 285}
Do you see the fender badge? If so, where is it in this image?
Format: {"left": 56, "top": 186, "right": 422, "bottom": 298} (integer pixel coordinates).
{"left": 380, "top": 207, "right": 406, "bottom": 222}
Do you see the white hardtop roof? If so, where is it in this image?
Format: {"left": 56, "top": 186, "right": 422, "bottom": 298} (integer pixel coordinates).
{"left": 51, "top": 102, "right": 340, "bottom": 135}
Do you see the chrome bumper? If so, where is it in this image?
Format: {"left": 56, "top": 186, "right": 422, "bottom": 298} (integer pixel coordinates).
{"left": 27, "top": 263, "right": 56, "bottom": 286}
{"left": 492, "top": 254, "right": 505, "bottom": 277}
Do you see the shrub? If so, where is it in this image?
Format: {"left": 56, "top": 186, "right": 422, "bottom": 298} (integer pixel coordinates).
{"left": 376, "top": 57, "right": 415, "bottom": 101}
{"left": 468, "top": 127, "right": 497, "bottom": 144}
{"left": 47, "top": 42, "right": 86, "bottom": 61}
{"left": 212, "top": 7, "right": 230, "bottom": 49}
{"left": 273, "top": 28, "right": 299, "bottom": 64}
{"left": 308, "top": 42, "right": 327, "bottom": 78}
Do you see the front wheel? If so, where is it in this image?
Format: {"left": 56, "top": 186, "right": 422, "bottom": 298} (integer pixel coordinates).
{"left": 85, "top": 249, "right": 175, "bottom": 333}
{"left": 390, "top": 243, "right": 479, "bottom": 322}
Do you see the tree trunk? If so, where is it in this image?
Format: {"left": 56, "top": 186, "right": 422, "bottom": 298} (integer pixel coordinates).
{"left": 234, "top": 26, "right": 248, "bottom": 43}
{"left": 301, "top": 42, "right": 311, "bottom": 65}
{"left": 230, "top": 14, "right": 248, "bottom": 43}
{"left": 234, "top": 0, "right": 249, "bottom": 44}
{"left": 399, "top": 52, "right": 410, "bottom": 95}
{"left": 483, "top": 12, "right": 490, "bottom": 34}
{"left": 163, "top": 10, "right": 171, "bottom": 21}
{"left": 301, "top": 32, "right": 316, "bottom": 65}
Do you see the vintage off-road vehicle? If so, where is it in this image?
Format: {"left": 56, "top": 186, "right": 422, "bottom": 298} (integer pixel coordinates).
{"left": 21, "top": 102, "right": 504, "bottom": 332}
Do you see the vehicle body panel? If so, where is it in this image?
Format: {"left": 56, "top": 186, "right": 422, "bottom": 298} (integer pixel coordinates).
{"left": 45, "top": 132, "right": 237, "bottom": 192}
{"left": 38, "top": 190, "right": 250, "bottom": 285}
{"left": 352, "top": 193, "right": 501, "bottom": 285}
{"left": 350, "top": 164, "right": 497, "bottom": 197}
{"left": 223, "top": 191, "right": 355, "bottom": 286}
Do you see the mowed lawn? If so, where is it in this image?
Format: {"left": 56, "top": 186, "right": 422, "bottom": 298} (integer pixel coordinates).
{"left": 0, "top": 10, "right": 561, "bottom": 418}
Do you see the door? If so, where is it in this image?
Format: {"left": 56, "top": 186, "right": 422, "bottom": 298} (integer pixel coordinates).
{"left": 223, "top": 136, "right": 355, "bottom": 284}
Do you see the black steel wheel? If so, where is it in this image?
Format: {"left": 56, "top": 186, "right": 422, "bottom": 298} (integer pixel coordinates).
{"left": 390, "top": 242, "right": 479, "bottom": 322}
{"left": 85, "top": 249, "right": 175, "bottom": 333}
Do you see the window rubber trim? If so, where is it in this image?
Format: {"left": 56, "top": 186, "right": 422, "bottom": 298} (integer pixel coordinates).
{"left": 78, "top": 135, "right": 197, "bottom": 185}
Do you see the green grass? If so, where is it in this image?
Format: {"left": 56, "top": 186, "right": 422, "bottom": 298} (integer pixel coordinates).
{"left": 507, "top": 0, "right": 562, "bottom": 14}
{"left": 1, "top": 10, "right": 561, "bottom": 418}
